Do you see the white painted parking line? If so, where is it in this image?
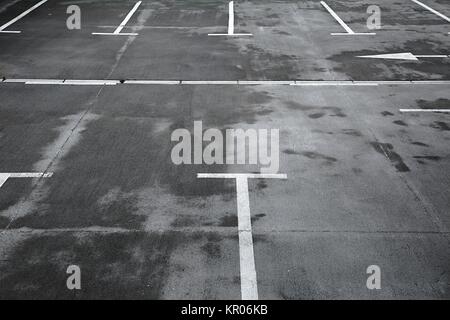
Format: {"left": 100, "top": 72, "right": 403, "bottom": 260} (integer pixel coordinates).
{"left": 320, "top": 1, "right": 376, "bottom": 36}
{"left": 92, "top": 1, "right": 141, "bottom": 36}
{"left": 91, "top": 32, "right": 139, "bottom": 36}
{"left": 2, "top": 78, "right": 450, "bottom": 86}
{"left": 0, "top": 172, "right": 53, "bottom": 188}
{"left": 358, "top": 52, "right": 450, "bottom": 61}
{"left": 125, "top": 80, "right": 180, "bottom": 85}
{"left": 400, "top": 109, "right": 450, "bottom": 113}
{"left": 198, "top": 173, "right": 287, "bottom": 300}
{"left": 292, "top": 81, "right": 378, "bottom": 86}
{"left": 18, "top": 79, "right": 119, "bottom": 85}
{"left": 62, "top": 80, "right": 119, "bottom": 85}
{"left": 208, "top": 33, "right": 254, "bottom": 36}
{"left": 197, "top": 173, "right": 288, "bottom": 179}
{"left": 0, "top": 0, "right": 48, "bottom": 34}
{"left": 238, "top": 80, "right": 294, "bottom": 85}
{"left": 208, "top": 1, "right": 252, "bottom": 37}
{"left": 182, "top": 80, "right": 238, "bottom": 85}
{"left": 412, "top": 0, "right": 450, "bottom": 23}
{"left": 24, "top": 79, "right": 65, "bottom": 85}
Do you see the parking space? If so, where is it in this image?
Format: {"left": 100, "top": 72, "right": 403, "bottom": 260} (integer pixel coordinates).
{"left": 0, "top": 0, "right": 449, "bottom": 299}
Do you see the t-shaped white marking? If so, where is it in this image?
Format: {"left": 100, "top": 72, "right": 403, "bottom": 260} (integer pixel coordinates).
{"left": 0, "top": 172, "right": 53, "bottom": 188}
{"left": 197, "top": 173, "right": 287, "bottom": 300}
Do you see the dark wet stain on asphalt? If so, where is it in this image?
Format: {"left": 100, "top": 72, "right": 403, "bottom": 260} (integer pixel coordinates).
{"left": 301, "top": 151, "right": 337, "bottom": 164}
{"left": 201, "top": 242, "right": 221, "bottom": 259}
{"left": 393, "top": 120, "right": 408, "bottom": 127}
{"left": 283, "top": 149, "right": 300, "bottom": 155}
{"left": 171, "top": 215, "right": 196, "bottom": 227}
{"left": 273, "top": 30, "right": 291, "bottom": 36}
{"left": 417, "top": 98, "right": 450, "bottom": 110}
{"left": 413, "top": 156, "right": 442, "bottom": 162}
{"left": 0, "top": 215, "right": 9, "bottom": 228}
{"left": 308, "top": 112, "right": 325, "bottom": 119}
{"left": 0, "top": 232, "right": 181, "bottom": 299}
{"left": 324, "top": 107, "right": 346, "bottom": 118}
{"left": 256, "top": 180, "right": 267, "bottom": 190}
{"left": 411, "top": 141, "right": 429, "bottom": 147}
{"left": 430, "top": 121, "right": 450, "bottom": 131}
{"left": 370, "top": 142, "right": 410, "bottom": 172}
{"left": 284, "top": 101, "right": 315, "bottom": 111}
{"left": 251, "top": 213, "right": 266, "bottom": 223}
{"left": 341, "top": 129, "right": 362, "bottom": 137}
{"left": 284, "top": 149, "right": 337, "bottom": 165}
{"left": 219, "top": 214, "right": 238, "bottom": 227}
{"left": 284, "top": 102, "right": 346, "bottom": 118}
{"left": 218, "top": 212, "right": 265, "bottom": 228}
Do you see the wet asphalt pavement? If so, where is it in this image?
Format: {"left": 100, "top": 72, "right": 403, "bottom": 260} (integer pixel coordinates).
{"left": 0, "top": 0, "right": 449, "bottom": 299}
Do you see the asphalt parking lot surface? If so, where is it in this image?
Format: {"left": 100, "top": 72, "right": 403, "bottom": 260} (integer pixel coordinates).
{"left": 0, "top": 0, "right": 449, "bottom": 299}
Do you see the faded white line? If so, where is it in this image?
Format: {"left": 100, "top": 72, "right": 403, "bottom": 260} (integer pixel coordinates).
{"left": 0, "top": 172, "right": 53, "bottom": 188}
{"left": 292, "top": 81, "right": 378, "bottom": 86}
{"left": 320, "top": 1, "right": 375, "bottom": 35}
{"left": 198, "top": 173, "right": 287, "bottom": 300}
{"left": 0, "top": 0, "right": 48, "bottom": 33}
{"left": 182, "top": 80, "right": 237, "bottom": 85}
{"left": 125, "top": 80, "right": 180, "bottom": 84}
{"left": 92, "top": 1, "right": 141, "bottom": 36}
{"left": 400, "top": 109, "right": 450, "bottom": 113}
{"left": 91, "top": 32, "right": 138, "bottom": 36}
{"left": 197, "top": 173, "right": 287, "bottom": 179}
{"left": 208, "top": 1, "right": 252, "bottom": 37}
{"left": 330, "top": 32, "right": 376, "bottom": 35}
{"left": 207, "top": 33, "right": 253, "bottom": 36}
{"left": 412, "top": 0, "right": 450, "bottom": 23}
